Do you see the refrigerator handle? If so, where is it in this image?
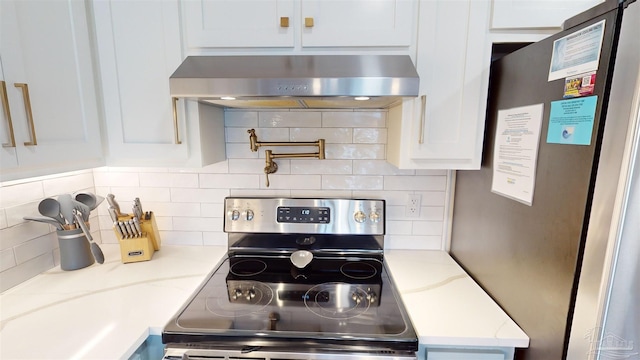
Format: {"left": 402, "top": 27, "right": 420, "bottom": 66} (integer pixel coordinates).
{"left": 418, "top": 95, "right": 426, "bottom": 144}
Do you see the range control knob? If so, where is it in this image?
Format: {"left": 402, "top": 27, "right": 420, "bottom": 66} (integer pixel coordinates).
{"left": 351, "top": 292, "right": 364, "bottom": 305}
{"left": 245, "top": 209, "right": 254, "bottom": 221}
{"left": 366, "top": 288, "right": 378, "bottom": 304}
{"left": 246, "top": 288, "right": 256, "bottom": 300}
{"left": 369, "top": 210, "right": 381, "bottom": 223}
{"left": 230, "top": 210, "right": 240, "bottom": 221}
{"left": 232, "top": 288, "right": 243, "bottom": 300}
{"left": 354, "top": 211, "right": 366, "bottom": 223}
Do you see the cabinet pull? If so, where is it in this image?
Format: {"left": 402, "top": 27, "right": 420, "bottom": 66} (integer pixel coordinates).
{"left": 304, "top": 17, "right": 314, "bottom": 28}
{"left": 14, "top": 83, "right": 37, "bottom": 146}
{"left": 280, "top": 17, "right": 289, "bottom": 28}
{"left": 172, "top": 97, "right": 182, "bottom": 145}
{"left": 1, "top": 81, "right": 16, "bottom": 148}
{"left": 418, "top": 95, "right": 426, "bottom": 144}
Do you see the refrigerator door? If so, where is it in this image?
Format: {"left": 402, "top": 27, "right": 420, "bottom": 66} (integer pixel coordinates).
{"left": 567, "top": 1, "right": 640, "bottom": 357}
{"left": 450, "top": 0, "right": 634, "bottom": 359}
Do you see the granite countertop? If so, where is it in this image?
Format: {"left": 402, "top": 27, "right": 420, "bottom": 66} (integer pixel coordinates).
{"left": 0, "top": 245, "right": 528, "bottom": 359}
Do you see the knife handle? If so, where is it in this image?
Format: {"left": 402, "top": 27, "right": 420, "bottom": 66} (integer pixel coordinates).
{"left": 133, "top": 217, "right": 143, "bottom": 237}
{"left": 107, "top": 194, "right": 121, "bottom": 215}
{"left": 114, "top": 221, "right": 125, "bottom": 238}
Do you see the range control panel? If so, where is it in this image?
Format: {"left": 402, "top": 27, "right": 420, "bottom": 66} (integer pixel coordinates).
{"left": 277, "top": 206, "right": 330, "bottom": 224}
{"left": 224, "top": 197, "right": 384, "bottom": 235}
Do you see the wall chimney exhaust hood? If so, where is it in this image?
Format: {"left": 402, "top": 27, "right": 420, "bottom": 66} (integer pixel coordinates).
{"left": 169, "top": 55, "right": 419, "bottom": 109}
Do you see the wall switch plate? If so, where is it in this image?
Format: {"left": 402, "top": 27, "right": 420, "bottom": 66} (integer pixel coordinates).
{"left": 406, "top": 194, "right": 421, "bottom": 218}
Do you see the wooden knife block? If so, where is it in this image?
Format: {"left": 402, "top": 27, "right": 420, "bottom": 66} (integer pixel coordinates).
{"left": 114, "top": 211, "right": 161, "bottom": 264}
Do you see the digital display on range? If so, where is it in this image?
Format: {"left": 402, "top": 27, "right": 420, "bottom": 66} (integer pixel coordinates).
{"left": 277, "top": 206, "right": 330, "bottom": 223}
{"left": 278, "top": 290, "right": 330, "bottom": 302}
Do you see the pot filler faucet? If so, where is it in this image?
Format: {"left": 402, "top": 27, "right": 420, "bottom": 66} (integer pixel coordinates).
{"left": 247, "top": 129, "right": 325, "bottom": 187}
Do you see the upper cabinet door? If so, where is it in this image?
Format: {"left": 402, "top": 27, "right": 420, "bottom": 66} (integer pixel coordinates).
{"left": 0, "top": 0, "right": 102, "bottom": 181}
{"left": 491, "top": 0, "right": 605, "bottom": 29}
{"left": 300, "top": 0, "right": 416, "bottom": 47}
{"left": 183, "top": 0, "right": 295, "bottom": 48}
{"left": 182, "top": 0, "right": 416, "bottom": 50}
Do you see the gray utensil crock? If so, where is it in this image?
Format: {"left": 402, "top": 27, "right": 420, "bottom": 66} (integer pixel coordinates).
{"left": 57, "top": 227, "right": 94, "bottom": 271}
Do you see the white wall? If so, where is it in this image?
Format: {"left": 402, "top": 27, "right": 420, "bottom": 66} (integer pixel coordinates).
{"left": 1, "top": 109, "right": 452, "bottom": 292}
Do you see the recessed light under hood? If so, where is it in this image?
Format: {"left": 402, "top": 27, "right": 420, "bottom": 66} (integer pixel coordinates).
{"left": 169, "top": 55, "right": 419, "bottom": 109}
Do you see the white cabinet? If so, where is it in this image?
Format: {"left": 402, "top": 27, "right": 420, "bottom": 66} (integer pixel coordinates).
{"left": 425, "top": 346, "right": 513, "bottom": 360}
{"left": 93, "top": 0, "right": 225, "bottom": 167}
{"left": 0, "top": 0, "right": 103, "bottom": 181}
{"left": 183, "top": 0, "right": 416, "bottom": 50}
{"left": 387, "top": 0, "right": 492, "bottom": 169}
{"left": 491, "top": 0, "right": 604, "bottom": 30}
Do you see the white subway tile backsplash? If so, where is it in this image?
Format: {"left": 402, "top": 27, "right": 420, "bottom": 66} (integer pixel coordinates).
{"left": 259, "top": 111, "right": 321, "bottom": 128}
{"left": 322, "top": 111, "right": 386, "bottom": 128}
{"left": 387, "top": 221, "right": 413, "bottom": 235}
{"left": 417, "top": 191, "right": 448, "bottom": 206}
{"left": 0, "top": 181, "right": 44, "bottom": 208}
{"left": 14, "top": 233, "right": 57, "bottom": 265}
{"left": 289, "top": 190, "right": 353, "bottom": 198}
{"left": 352, "top": 191, "right": 410, "bottom": 206}
{"left": 354, "top": 160, "right": 414, "bottom": 175}
{"left": 224, "top": 110, "right": 258, "bottom": 127}
{"left": 182, "top": 161, "right": 229, "bottom": 174}
{"left": 227, "top": 127, "right": 289, "bottom": 143}
{"left": 173, "top": 217, "right": 221, "bottom": 232}
{"left": 290, "top": 128, "right": 352, "bottom": 143}
{"left": 144, "top": 202, "right": 202, "bottom": 218}
{"left": 0, "top": 248, "right": 17, "bottom": 272}
{"left": 108, "top": 187, "right": 171, "bottom": 203}
{"left": 203, "top": 232, "right": 227, "bottom": 246}
{"left": 412, "top": 221, "right": 443, "bottom": 236}
{"left": 160, "top": 231, "right": 203, "bottom": 246}
{"left": 94, "top": 171, "right": 140, "bottom": 187}
{"left": 139, "top": 173, "right": 199, "bottom": 188}
{"left": 325, "top": 144, "right": 385, "bottom": 160}
{"left": 0, "top": 222, "right": 51, "bottom": 251}
{"left": 0, "top": 209, "right": 6, "bottom": 230}
{"left": 5, "top": 202, "right": 41, "bottom": 228}
{"left": 229, "top": 189, "right": 292, "bottom": 197}
{"left": 226, "top": 143, "right": 259, "bottom": 159}
{"left": 353, "top": 128, "right": 387, "bottom": 144}
{"left": 201, "top": 203, "right": 225, "bottom": 218}
{"left": 290, "top": 160, "right": 352, "bottom": 175}
{"left": 199, "top": 174, "right": 260, "bottom": 189}
{"left": 170, "top": 188, "right": 230, "bottom": 203}
{"left": 384, "top": 175, "right": 447, "bottom": 191}
{"left": 0, "top": 253, "right": 54, "bottom": 293}
{"left": 260, "top": 175, "right": 321, "bottom": 190}
{"left": 42, "top": 172, "right": 94, "bottom": 196}
{"left": 322, "top": 175, "right": 383, "bottom": 190}
{"left": 229, "top": 159, "right": 291, "bottom": 174}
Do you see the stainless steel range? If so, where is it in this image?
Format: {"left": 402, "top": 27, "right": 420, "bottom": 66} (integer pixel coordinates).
{"left": 162, "top": 197, "right": 418, "bottom": 360}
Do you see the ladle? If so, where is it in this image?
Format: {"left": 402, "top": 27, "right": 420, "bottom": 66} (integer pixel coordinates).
{"left": 37, "top": 198, "right": 66, "bottom": 226}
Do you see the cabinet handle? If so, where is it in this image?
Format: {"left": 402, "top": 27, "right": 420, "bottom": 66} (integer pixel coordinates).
{"left": 304, "top": 17, "right": 314, "bottom": 28}
{"left": 14, "top": 83, "right": 37, "bottom": 146}
{"left": 172, "top": 97, "right": 182, "bottom": 145}
{"left": 280, "top": 17, "right": 289, "bottom": 28}
{"left": 418, "top": 95, "right": 426, "bottom": 144}
{"left": 0, "top": 81, "right": 17, "bottom": 148}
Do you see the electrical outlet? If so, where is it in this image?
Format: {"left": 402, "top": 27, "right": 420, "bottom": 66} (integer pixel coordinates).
{"left": 405, "top": 194, "right": 421, "bottom": 218}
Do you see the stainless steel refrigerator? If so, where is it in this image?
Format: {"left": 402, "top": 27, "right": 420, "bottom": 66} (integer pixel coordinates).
{"left": 450, "top": 0, "right": 640, "bottom": 359}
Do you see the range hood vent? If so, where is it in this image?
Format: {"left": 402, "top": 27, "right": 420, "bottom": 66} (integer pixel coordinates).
{"left": 169, "top": 55, "right": 419, "bottom": 109}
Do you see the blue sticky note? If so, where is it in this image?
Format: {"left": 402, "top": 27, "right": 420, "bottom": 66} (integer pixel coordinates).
{"left": 547, "top": 96, "right": 598, "bottom": 145}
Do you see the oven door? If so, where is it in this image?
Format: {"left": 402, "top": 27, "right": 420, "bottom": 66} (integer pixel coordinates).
{"left": 164, "top": 346, "right": 417, "bottom": 360}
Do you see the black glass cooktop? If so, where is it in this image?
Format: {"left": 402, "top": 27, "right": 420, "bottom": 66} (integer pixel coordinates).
{"left": 163, "top": 256, "right": 418, "bottom": 351}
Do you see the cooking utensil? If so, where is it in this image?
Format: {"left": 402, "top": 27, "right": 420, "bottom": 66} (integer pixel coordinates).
{"left": 37, "top": 198, "right": 66, "bottom": 226}
{"left": 73, "top": 209, "right": 104, "bottom": 264}
{"left": 23, "top": 216, "right": 64, "bottom": 231}
{"left": 75, "top": 192, "right": 105, "bottom": 211}
{"left": 73, "top": 199, "right": 91, "bottom": 222}
{"left": 57, "top": 194, "right": 76, "bottom": 226}
{"left": 119, "top": 221, "right": 132, "bottom": 238}
{"left": 114, "top": 221, "right": 125, "bottom": 238}
{"left": 124, "top": 220, "right": 135, "bottom": 238}
{"left": 290, "top": 250, "right": 313, "bottom": 269}
{"left": 134, "top": 197, "right": 143, "bottom": 214}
